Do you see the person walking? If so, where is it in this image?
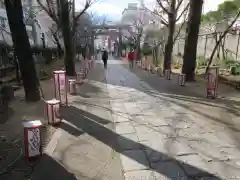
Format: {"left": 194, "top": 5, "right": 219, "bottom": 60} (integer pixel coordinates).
{"left": 128, "top": 49, "right": 135, "bottom": 70}
{"left": 102, "top": 49, "right": 108, "bottom": 69}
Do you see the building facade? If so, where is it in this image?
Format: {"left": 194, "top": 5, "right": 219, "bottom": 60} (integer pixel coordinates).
{"left": 0, "top": 0, "right": 59, "bottom": 67}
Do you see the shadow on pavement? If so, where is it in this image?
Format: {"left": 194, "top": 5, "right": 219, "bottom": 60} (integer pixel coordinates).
{"left": 61, "top": 105, "right": 222, "bottom": 179}
{"left": 32, "top": 154, "right": 78, "bottom": 180}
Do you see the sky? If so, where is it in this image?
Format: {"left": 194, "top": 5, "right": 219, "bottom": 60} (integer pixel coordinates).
{"left": 75, "top": 0, "right": 226, "bottom": 21}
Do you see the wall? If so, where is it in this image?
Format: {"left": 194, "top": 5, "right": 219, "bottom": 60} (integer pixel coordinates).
{"left": 173, "top": 32, "right": 240, "bottom": 63}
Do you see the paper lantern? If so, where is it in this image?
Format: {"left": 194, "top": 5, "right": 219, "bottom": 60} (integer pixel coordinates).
{"left": 85, "top": 60, "right": 89, "bottom": 75}
{"left": 76, "top": 68, "right": 85, "bottom": 84}
{"left": 207, "top": 67, "right": 219, "bottom": 99}
{"left": 147, "top": 64, "right": 151, "bottom": 73}
{"left": 68, "top": 79, "right": 76, "bottom": 95}
{"left": 53, "top": 70, "right": 68, "bottom": 106}
{"left": 165, "top": 69, "right": 171, "bottom": 80}
{"left": 88, "top": 60, "right": 92, "bottom": 69}
{"left": 178, "top": 74, "right": 186, "bottom": 86}
{"left": 45, "top": 99, "right": 62, "bottom": 125}
{"left": 157, "top": 67, "right": 164, "bottom": 77}
{"left": 23, "top": 120, "right": 42, "bottom": 158}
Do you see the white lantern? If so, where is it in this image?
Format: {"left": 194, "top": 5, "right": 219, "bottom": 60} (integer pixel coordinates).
{"left": 157, "top": 67, "right": 164, "bottom": 77}
{"left": 178, "top": 73, "right": 186, "bottom": 86}
{"left": 68, "top": 79, "right": 77, "bottom": 95}
{"left": 85, "top": 60, "right": 89, "bottom": 75}
{"left": 45, "top": 99, "right": 62, "bottom": 125}
{"left": 165, "top": 69, "right": 171, "bottom": 80}
{"left": 147, "top": 64, "right": 151, "bottom": 73}
{"left": 76, "top": 68, "right": 85, "bottom": 84}
{"left": 207, "top": 66, "right": 219, "bottom": 98}
{"left": 23, "top": 120, "right": 42, "bottom": 158}
{"left": 53, "top": 70, "right": 67, "bottom": 106}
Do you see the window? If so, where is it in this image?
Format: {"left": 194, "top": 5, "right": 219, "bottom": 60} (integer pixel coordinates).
{"left": 0, "top": 17, "right": 6, "bottom": 28}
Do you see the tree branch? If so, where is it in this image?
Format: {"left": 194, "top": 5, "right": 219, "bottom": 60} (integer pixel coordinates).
{"left": 36, "top": 0, "right": 60, "bottom": 25}
{"left": 173, "top": 21, "right": 185, "bottom": 43}
{"left": 175, "top": 0, "right": 184, "bottom": 11}
{"left": 72, "top": 0, "right": 96, "bottom": 33}
{"left": 156, "top": 0, "right": 170, "bottom": 14}
{"left": 205, "top": 10, "right": 240, "bottom": 74}
{"left": 175, "top": 2, "right": 189, "bottom": 22}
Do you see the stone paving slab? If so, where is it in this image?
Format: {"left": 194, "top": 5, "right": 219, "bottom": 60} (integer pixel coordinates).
{"left": 124, "top": 170, "right": 157, "bottom": 180}
{"left": 152, "top": 161, "right": 187, "bottom": 180}
{"left": 117, "top": 133, "right": 142, "bottom": 150}
{"left": 120, "top": 150, "right": 149, "bottom": 171}
{"left": 105, "top": 61, "right": 240, "bottom": 179}
{"left": 116, "top": 122, "right": 136, "bottom": 135}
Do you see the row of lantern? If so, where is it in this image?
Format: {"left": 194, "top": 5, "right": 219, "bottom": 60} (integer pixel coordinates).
{"left": 137, "top": 60, "right": 186, "bottom": 86}
{"left": 137, "top": 59, "right": 219, "bottom": 99}
{"left": 23, "top": 58, "right": 95, "bottom": 159}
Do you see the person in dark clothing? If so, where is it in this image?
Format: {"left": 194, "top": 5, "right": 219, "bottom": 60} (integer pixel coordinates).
{"left": 102, "top": 50, "right": 108, "bottom": 69}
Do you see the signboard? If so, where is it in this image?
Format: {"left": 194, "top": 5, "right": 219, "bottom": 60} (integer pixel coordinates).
{"left": 207, "top": 67, "right": 219, "bottom": 98}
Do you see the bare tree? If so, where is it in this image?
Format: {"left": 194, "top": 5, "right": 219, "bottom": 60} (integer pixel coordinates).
{"left": 4, "top": 0, "right": 40, "bottom": 101}
{"left": 155, "top": 0, "right": 189, "bottom": 71}
{"left": 126, "top": 19, "right": 144, "bottom": 60}
{"left": 182, "top": 0, "right": 203, "bottom": 81}
{"left": 36, "top": 0, "right": 96, "bottom": 76}
{"left": 205, "top": 10, "right": 240, "bottom": 74}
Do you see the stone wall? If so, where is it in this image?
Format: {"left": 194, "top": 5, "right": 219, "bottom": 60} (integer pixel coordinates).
{"left": 173, "top": 32, "right": 240, "bottom": 62}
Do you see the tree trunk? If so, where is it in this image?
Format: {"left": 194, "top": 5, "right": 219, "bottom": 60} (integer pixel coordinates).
{"left": 163, "top": 1, "right": 176, "bottom": 71}
{"left": 136, "top": 34, "right": 141, "bottom": 61}
{"left": 52, "top": 32, "right": 63, "bottom": 56}
{"left": 5, "top": 0, "right": 40, "bottom": 101}
{"left": 60, "top": 0, "right": 75, "bottom": 76}
{"left": 13, "top": 49, "right": 21, "bottom": 85}
{"left": 182, "top": 0, "right": 203, "bottom": 81}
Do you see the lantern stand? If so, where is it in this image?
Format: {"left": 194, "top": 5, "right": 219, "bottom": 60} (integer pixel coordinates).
{"left": 23, "top": 120, "right": 43, "bottom": 158}
{"left": 85, "top": 59, "right": 89, "bottom": 75}
{"left": 206, "top": 66, "right": 219, "bottom": 99}
{"left": 157, "top": 67, "right": 164, "bottom": 77}
{"left": 165, "top": 69, "right": 171, "bottom": 80}
{"left": 147, "top": 64, "right": 151, "bottom": 74}
{"left": 68, "top": 79, "right": 77, "bottom": 95}
{"left": 45, "top": 99, "right": 62, "bottom": 125}
{"left": 178, "top": 73, "right": 186, "bottom": 86}
{"left": 53, "top": 70, "right": 68, "bottom": 106}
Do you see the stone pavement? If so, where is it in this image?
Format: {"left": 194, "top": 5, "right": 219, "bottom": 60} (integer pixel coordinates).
{"left": 31, "top": 59, "right": 240, "bottom": 180}
{"left": 104, "top": 60, "right": 240, "bottom": 180}
{"left": 32, "top": 62, "right": 124, "bottom": 180}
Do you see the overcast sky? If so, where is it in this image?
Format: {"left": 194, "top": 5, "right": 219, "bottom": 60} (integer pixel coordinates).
{"left": 75, "top": 0, "right": 226, "bottom": 21}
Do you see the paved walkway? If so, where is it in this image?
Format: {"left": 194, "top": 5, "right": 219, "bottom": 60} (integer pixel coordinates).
{"left": 32, "top": 59, "right": 240, "bottom": 180}
{"left": 105, "top": 60, "right": 240, "bottom": 179}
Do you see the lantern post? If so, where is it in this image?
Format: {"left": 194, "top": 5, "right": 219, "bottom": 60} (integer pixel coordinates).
{"left": 178, "top": 74, "right": 186, "bottom": 86}
{"left": 45, "top": 99, "right": 62, "bottom": 125}
{"left": 68, "top": 79, "right": 77, "bottom": 95}
{"left": 165, "top": 69, "right": 171, "bottom": 80}
{"left": 23, "top": 120, "right": 42, "bottom": 158}
{"left": 76, "top": 68, "right": 85, "bottom": 84}
{"left": 53, "top": 70, "right": 68, "bottom": 106}
{"left": 207, "top": 66, "right": 219, "bottom": 99}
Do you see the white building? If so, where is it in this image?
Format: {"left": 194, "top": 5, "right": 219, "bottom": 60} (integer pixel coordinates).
{"left": 121, "top": 2, "right": 162, "bottom": 46}
{"left": 0, "top": 0, "right": 57, "bottom": 48}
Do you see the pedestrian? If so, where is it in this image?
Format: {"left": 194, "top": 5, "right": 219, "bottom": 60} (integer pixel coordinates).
{"left": 102, "top": 49, "right": 108, "bottom": 69}
{"left": 128, "top": 48, "right": 135, "bottom": 70}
